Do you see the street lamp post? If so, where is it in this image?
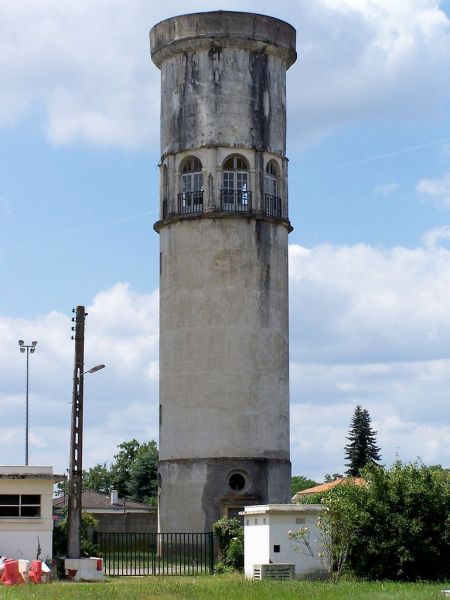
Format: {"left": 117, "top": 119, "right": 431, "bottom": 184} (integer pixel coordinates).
{"left": 66, "top": 305, "right": 105, "bottom": 559}
{"left": 18, "top": 340, "right": 38, "bottom": 466}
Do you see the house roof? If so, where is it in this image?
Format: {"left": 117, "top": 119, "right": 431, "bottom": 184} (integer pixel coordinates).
{"left": 292, "top": 477, "right": 366, "bottom": 502}
{"left": 53, "top": 489, "right": 154, "bottom": 512}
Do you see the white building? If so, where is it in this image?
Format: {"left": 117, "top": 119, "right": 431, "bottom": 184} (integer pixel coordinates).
{"left": 242, "top": 504, "right": 328, "bottom": 579}
{"left": 0, "top": 466, "right": 63, "bottom": 561}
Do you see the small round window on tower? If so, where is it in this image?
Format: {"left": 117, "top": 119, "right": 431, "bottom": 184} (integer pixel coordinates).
{"left": 228, "top": 473, "right": 246, "bottom": 491}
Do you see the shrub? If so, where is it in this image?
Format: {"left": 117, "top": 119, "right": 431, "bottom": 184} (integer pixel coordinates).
{"left": 299, "top": 461, "right": 450, "bottom": 581}
{"left": 212, "top": 516, "right": 244, "bottom": 569}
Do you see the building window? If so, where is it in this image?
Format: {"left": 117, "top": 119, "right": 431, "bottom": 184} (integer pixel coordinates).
{"left": 221, "top": 156, "right": 251, "bottom": 212}
{"left": 0, "top": 494, "right": 41, "bottom": 518}
{"left": 273, "top": 544, "right": 280, "bottom": 553}
{"left": 178, "top": 157, "right": 203, "bottom": 214}
{"left": 264, "top": 160, "right": 281, "bottom": 218}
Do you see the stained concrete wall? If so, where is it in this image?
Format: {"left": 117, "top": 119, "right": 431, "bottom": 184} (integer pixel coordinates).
{"left": 151, "top": 11, "right": 296, "bottom": 158}
{"left": 150, "top": 11, "right": 296, "bottom": 533}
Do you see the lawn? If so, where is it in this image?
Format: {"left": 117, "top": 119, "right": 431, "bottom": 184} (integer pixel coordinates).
{"left": 0, "top": 575, "right": 448, "bottom": 599}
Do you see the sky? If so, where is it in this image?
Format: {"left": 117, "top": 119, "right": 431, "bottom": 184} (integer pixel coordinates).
{"left": 1, "top": 0, "right": 450, "bottom": 482}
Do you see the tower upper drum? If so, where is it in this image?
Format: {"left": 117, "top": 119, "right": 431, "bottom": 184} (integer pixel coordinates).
{"left": 150, "top": 11, "right": 296, "bottom": 158}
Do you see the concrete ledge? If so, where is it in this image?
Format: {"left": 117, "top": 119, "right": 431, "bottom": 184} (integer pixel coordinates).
{"left": 150, "top": 11, "right": 297, "bottom": 69}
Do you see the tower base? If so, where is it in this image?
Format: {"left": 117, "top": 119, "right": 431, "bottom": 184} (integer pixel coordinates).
{"left": 158, "top": 457, "right": 291, "bottom": 533}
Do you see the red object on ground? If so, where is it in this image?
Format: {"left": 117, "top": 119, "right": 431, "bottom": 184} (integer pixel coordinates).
{"left": 1, "top": 559, "right": 25, "bottom": 585}
{"left": 28, "top": 560, "right": 42, "bottom": 583}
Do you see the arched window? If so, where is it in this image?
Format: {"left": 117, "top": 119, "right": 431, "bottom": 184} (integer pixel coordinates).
{"left": 264, "top": 160, "right": 281, "bottom": 218}
{"left": 222, "top": 156, "right": 251, "bottom": 212}
{"left": 178, "top": 157, "right": 203, "bottom": 214}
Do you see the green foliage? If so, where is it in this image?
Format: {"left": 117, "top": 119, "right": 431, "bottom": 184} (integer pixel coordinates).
{"left": 344, "top": 405, "right": 381, "bottom": 476}
{"left": 301, "top": 461, "right": 450, "bottom": 581}
{"left": 291, "top": 475, "right": 317, "bottom": 496}
{"left": 224, "top": 536, "right": 244, "bottom": 568}
{"left": 80, "top": 438, "right": 159, "bottom": 505}
{"left": 53, "top": 509, "right": 100, "bottom": 557}
{"left": 212, "top": 517, "right": 244, "bottom": 568}
{"left": 82, "top": 463, "right": 112, "bottom": 494}
{"left": 324, "top": 473, "right": 344, "bottom": 483}
{"left": 348, "top": 461, "right": 450, "bottom": 580}
{"left": 125, "top": 440, "right": 159, "bottom": 505}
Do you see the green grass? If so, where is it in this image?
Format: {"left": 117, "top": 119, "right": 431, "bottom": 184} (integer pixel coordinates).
{"left": 0, "top": 574, "right": 448, "bottom": 599}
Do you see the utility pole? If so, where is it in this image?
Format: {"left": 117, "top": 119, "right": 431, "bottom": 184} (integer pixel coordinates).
{"left": 67, "top": 305, "right": 86, "bottom": 559}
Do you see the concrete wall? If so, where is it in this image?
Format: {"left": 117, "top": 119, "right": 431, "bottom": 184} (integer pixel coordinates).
{"left": 151, "top": 11, "right": 296, "bottom": 533}
{"left": 93, "top": 511, "right": 157, "bottom": 534}
{"left": 0, "top": 468, "right": 56, "bottom": 561}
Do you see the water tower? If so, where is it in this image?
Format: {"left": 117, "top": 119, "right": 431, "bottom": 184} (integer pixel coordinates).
{"left": 150, "top": 11, "right": 296, "bottom": 532}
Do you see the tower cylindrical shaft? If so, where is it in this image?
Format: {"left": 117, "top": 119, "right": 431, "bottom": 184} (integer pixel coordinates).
{"left": 151, "top": 11, "right": 296, "bottom": 533}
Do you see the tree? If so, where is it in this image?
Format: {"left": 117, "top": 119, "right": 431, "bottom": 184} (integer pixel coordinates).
{"left": 291, "top": 475, "right": 317, "bottom": 496}
{"left": 344, "top": 405, "right": 381, "bottom": 476}
{"left": 82, "top": 463, "right": 112, "bottom": 494}
{"left": 324, "top": 473, "right": 344, "bottom": 483}
{"left": 64, "top": 438, "right": 159, "bottom": 504}
{"left": 126, "top": 440, "right": 159, "bottom": 505}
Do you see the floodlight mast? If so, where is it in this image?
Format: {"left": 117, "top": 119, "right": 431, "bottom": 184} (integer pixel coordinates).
{"left": 18, "top": 339, "right": 38, "bottom": 465}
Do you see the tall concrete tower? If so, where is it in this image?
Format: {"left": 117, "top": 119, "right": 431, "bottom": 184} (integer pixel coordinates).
{"left": 150, "top": 11, "right": 296, "bottom": 533}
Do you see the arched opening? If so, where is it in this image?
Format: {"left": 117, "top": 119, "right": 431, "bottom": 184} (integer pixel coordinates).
{"left": 178, "top": 156, "right": 203, "bottom": 214}
{"left": 264, "top": 160, "right": 281, "bottom": 217}
{"left": 221, "top": 155, "right": 251, "bottom": 212}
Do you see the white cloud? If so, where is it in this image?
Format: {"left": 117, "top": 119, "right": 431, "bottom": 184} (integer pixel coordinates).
{"left": 0, "top": 197, "right": 11, "bottom": 216}
{"left": 0, "top": 283, "right": 159, "bottom": 473}
{"left": 2, "top": 235, "right": 450, "bottom": 480}
{"left": 422, "top": 225, "right": 450, "bottom": 248}
{"left": 0, "top": 0, "right": 449, "bottom": 148}
{"left": 373, "top": 182, "right": 399, "bottom": 196}
{"left": 289, "top": 237, "right": 450, "bottom": 478}
{"left": 417, "top": 172, "right": 450, "bottom": 208}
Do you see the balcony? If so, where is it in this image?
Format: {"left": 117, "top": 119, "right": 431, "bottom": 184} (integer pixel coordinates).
{"left": 220, "top": 189, "right": 252, "bottom": 213}
{"left": 178, "top": 191, "right": 203, "bottom": 215}
{"left": 264, "top": 194, "right": 282, "bottom": 218}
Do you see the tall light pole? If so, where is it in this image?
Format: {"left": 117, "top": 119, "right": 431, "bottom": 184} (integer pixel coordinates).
{"left": 18, "top": 340, "right": 38, "bottom": 466}
{"left": 66, "top": 305, "right": 105, "bottom": 559}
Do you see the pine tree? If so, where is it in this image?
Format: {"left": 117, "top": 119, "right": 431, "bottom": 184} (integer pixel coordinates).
{"left": 345, "top": 405, "right": 381, "bottom": 476}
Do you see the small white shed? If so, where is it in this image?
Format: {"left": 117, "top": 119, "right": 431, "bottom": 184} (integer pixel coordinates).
{"left": 0, "top": 466, "right": 63, "bottom": 562}
{"left": 242, "top": 504, "right": 328, "bottom": 580}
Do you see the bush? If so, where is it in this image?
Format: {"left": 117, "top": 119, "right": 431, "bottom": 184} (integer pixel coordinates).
{"left": 53, "top": 509, "right": 101, "bottom": 558}
{"left": 212, "top": 517, "right": 244, "bottom": 569}
{"left": 299, "top": 461, "right": 450, "bottom": 581}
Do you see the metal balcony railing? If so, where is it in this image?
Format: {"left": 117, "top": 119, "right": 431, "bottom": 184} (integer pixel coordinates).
{"left": 264, "top": 193, "right": 282, "bottom": 218}
{"left": 178, "top": 191, "right": 204, "bottom": 215}
{"left": 220, "top": 189, "right": 252, "bottom": 212}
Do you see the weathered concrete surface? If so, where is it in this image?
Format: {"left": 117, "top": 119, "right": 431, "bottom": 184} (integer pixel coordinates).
{"left": 159, "top": 217, "right": 289, "bottom": 461}
{"left": 150, "top": 11, "right": 296, "bottom": 533}
{"left": 151, "top": 11, "right": 296, "bottom": 158}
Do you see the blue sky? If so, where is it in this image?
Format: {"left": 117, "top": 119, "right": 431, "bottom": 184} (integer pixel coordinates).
{"left": 1, "top": 0, "right": 450, "bottom": 481}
